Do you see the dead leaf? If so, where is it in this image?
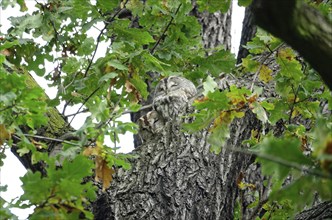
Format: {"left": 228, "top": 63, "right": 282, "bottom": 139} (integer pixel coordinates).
{"left": 95, "top": 156, "right": 115, "bottom": 191}
{"left": 83, "top": 146, "right": 100, "bottom": 156}
{"left": 84, "top": 143, "right": 115, "bottom": 191}
{"left": 1, "top": 49, "right": 11, "bottom": 56}
{"left": 125, "top": 80, "right": 141, "bottom": 103}
{"left": 0, "top": 124, "right": 11, "bottom": 146}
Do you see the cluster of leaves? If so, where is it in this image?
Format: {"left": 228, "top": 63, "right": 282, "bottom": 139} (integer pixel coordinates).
{"left": 243, "top": 28, "right": 331, "bottom": 217}
{"left": 185, "top": 26, "right": 332, "bottom": 217}
{"left": 18, "top": 156, "right": 96, "bottom": 219}
{"left": 0, "top": 0, "right": 235, "bottom": 217}
{"left": 0, "top": 0, "right": 331, "bottom": 219}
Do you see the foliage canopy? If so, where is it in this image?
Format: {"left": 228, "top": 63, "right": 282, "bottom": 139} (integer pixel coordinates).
{"left": 0, "top": 0, "right": 331, "bottom": 219}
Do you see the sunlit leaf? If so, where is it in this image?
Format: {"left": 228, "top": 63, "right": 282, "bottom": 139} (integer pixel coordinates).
{"left": 259, "top": 65, "right": 273, "bottom": 83}
{"left": 203, "top": 75, "right": 218, "bottom": 96}
{"left": 250, "top": 101, "right": 268, "bottom": 123}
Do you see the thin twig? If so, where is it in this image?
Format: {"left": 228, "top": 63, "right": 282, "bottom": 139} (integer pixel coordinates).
{"left": 288, "top": 85, "right": 300, "bottom": 124}
{"left": 83, "top": 27, "right": 106, "bottom": 77}
{"left": 267, "top": 202, "right": 277, "bottom": 220}
{"left": 150, "top": 3, "right": 182, "bottom": 54}
{"left": 65, "top": 108, "right": 89, "bottom": 117}
{"left": 62, "top": 98, "right": 72, "bottom": 115}
{"left": 121, "top": 103, "right": 153, "bottom": 115}
{"left": 225, "top": 145, "right": 332, "bottom": 179}
{"left": 68, "top": 86, "right": 101, "bottom": 127}
{"left": 84, "top": 1, "right": 129, "bottom": 77}
{"left": 250, "top": 43, "right": 284, "bottom": 91}
{"left": 0, "top": 105, "right": 14, "bottom": 112}
{"left": 252, "top": 196, "right": 269, "bottom": 219}
{"left": 15, "top": 134, "right": 80, "bottom": 146}
{"left": 96, "top": 87, "right": 125, "bottom": 130}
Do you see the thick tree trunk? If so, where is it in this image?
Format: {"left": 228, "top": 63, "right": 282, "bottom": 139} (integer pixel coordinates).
{"left": 191, "top": 7, "right": 232, "bottom": 51}
{"left": 94, "top": 110, "right": 260, "bottom": 220}
{"left": 92, "top": 6, "right": 261, "bottom": 219}
{"left": 295, "top": 201, "right": 332, "bottom": 220}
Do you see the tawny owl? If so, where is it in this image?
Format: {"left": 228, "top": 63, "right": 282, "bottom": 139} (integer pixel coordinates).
{"left": 153, "top": 76, "right": 197, "bottom": 120}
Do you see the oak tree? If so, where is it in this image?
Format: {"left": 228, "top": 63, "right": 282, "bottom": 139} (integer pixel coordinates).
{"left": 0, "top": 0, "right": 331, "bottom": 219}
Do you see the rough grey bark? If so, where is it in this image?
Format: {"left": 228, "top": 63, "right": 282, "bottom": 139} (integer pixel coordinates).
{"left": 295, "top": 201, "right": 332, "bottom": 220}
{"left": 191, "top": 8, "right": 232, "bottom": 51}
{"left": 92, "top": 2, "right": 332, "bottom": 219}
{"left": 93, "top": 5, "right": 259, "bottom": 220}
{"left": 94, "top": 103, "right": 260, "bottom": 220}
{"left": 131, "top": 5, "right": 233, "bottom": 148}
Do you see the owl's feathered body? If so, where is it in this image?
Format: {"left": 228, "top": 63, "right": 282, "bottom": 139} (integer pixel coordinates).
{"left": 137, "top": 76, "right": 197, "bottom": 139}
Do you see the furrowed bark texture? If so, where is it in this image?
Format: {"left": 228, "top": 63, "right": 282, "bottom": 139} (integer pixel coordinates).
{"left": 94, "top": 111, "right": 259, "bottom": 220}
{"left": 295, "top": 201, "right": 332, "bottom": 220}
{"left": 93, "top": 6, "right": 260, "bottom": 220}
{"left": 251, "top": 0, "right": 332, "bottom": 89}
{"left": 192, "top": 8, "right": 232, "bottom": 51}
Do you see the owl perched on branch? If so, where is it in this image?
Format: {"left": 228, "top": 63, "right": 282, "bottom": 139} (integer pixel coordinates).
{"left": 153, "top": 76, "right": 197, "bottom": 120}
{"left": 137, "top": 76, "right": 196, "bottom": 143}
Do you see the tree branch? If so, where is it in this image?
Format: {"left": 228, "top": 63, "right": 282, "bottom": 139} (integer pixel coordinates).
{"left": 15, "top": 134, "right": 80, "bottom": 146}
{"left": 84, "top": 1, "right": 129, "bottom": 77}
{"left": 224, "top": 145, "right": 332, "bottom": 179}
{"left": 251, "top": 0, "right": 332, "bottom": 89}
{"left": 295, "top": 201, "right": 332, "bottom": 219}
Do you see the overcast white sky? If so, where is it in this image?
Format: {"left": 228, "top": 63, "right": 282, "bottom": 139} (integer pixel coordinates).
{"left": 0, "top": 1, "right": 244, "bottom": 218}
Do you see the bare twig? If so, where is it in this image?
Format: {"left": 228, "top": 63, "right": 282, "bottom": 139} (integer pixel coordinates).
{"left": 14, "top": 134, "right": 80, "bottom": 146}
{"left": 225, "top": 145, "right": 332, "bottom": 179}
{"left": 121, "top": 103, "right": 153, "bottom": 115}
{"left": 288, "top": 85, "right": 300, "bottom": 124}
{"left": 68, "top": 86, "right": 101, "bottom": 127}
{"left": 83, "top": 27, "right": 107, "bottom": 77}
{"left": 83, "top": 1, "right": 129, "bottom": 77}
{"left": 65, "top": 108, "right": 89, "bottom": 117}
{"left": 0, "top": 105, "right": 14, "bottom": 112}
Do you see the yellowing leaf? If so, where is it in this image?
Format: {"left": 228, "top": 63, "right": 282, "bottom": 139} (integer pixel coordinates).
{"left": 95, "top": 156, "right": 115, "bottom": 191}
{"left": 259, "top": 65, "right": 273, "bottom": 83}
{"left": 241, "top": 56, "right": 259, "bottom": 72}
{"left": 0, "top": 124, "right": 11, "bottom": 145}
{"left": 237, "top": 181, "right": 256, "bottom": 190}
{"left": 83, "top": 146, "right": 100, "bottom": 156}
{"left": 84, "top": 142, "right": 115, "bottom": 191}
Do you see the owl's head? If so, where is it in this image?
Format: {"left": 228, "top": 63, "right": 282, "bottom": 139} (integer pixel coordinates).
{"left": 153, "top": 76, "right": 197, "bottom": 120}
